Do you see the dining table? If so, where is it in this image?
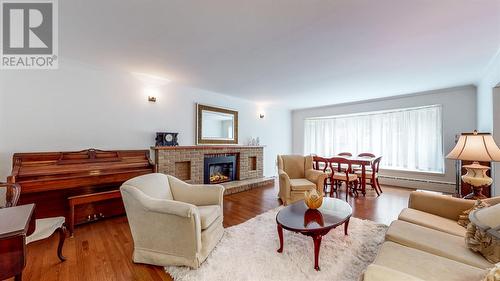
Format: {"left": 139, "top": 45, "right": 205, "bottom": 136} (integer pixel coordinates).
{"left": 321, "top": 155, "right": 379, "bottom": 196}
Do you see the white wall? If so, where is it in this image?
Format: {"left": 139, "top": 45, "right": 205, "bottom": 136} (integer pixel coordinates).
{"left": 493, "top": 87, "right": 500, "bottom": 197}
{"left": 477, "top": 49, "right": 500, "bottom": 196}
{"left": 292, "top": 85, "right": 477, "bottom": 192}
{"left": 0, "top": 60, "right": 291, "bottom": 179}
{"left": 477, "top": 50, "right": 500, "bottom": 132}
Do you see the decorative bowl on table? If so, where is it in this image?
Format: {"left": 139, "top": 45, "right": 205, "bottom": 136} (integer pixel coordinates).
{"left": 304, "top": 189, "right": 323, "bottom": 209}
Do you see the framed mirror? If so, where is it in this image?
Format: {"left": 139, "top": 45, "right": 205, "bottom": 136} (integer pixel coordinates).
{"left": 197, "top": 104, "right": 238, "bottom": 145}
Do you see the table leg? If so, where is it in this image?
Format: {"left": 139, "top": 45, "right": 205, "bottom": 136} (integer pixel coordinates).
{"left": 57, "top": 225, "right": 67, "bottom": 261}
{"left": 344, "top": 218, "right": 350, "bottom": 235}
{"left": 68, "top": 203, "right": 75, "bottom": 237}
{"left": 361, "top": 165, "right": 366, "bottom": 196}
{"left": 312, "top": 234, "right": 322, "bottom": 271}
{"left": 277, "top": 223, "right": 284, "bottom": 253}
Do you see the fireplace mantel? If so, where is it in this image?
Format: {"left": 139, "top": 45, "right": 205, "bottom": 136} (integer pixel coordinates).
{"left": 152, "top": 145, "right": 265, "bottom": 150}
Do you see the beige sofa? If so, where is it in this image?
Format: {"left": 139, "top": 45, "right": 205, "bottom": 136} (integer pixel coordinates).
{"left": 363, "top": 192, "right": 500, "bottom": 281}
{"left": 120, "top": 173, "right": 224, "bottom": 268}
{"left": 277, "top": 155, "right": 327, "bottom": 205}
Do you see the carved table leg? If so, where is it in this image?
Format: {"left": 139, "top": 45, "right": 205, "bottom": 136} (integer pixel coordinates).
{"left": 277, "top": 223, "right": 284, "bottom": 253}
{"left": 312, "top": 234, "right": 322, "bottom": 271}
{"left": 344, "top": 218, "right": 350, "bottom": 236}
{"left": 57, "top": 225, "right": 67, "bottom": 261}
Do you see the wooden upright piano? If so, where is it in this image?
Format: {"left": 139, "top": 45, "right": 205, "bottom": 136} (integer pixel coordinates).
{"left": 7, "top": 149, "right": 155, "bottom": 235}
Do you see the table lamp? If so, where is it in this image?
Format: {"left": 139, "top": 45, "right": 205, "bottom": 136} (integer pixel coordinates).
{"left": 446, "top": 130, "right": 500, "bottom": 199}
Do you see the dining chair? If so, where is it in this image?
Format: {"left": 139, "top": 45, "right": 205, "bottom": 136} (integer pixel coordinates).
{"left": 312, "top": 156, "right": 333, "bottom": 195}
{"left": 355, "top": 156, "right": 383, "bottom": 195}
{"left": 311, "top": 154, "right": 319, "bottom": 169}
{"left": 330, "top": 157, "right": 359, "bottom": 200}
{"left": 0, "top": 182, "right": 20, "bottom": 208}
{"left": 336, "top": 152, "right": 353, "bottom": 171}
{"left": 354, "top": 153, "right": 376, "bottom": 171}
{"left": 0, "top": 182, "right": 67, "bottom": 262}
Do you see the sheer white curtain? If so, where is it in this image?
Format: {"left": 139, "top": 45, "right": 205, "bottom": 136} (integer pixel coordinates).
{"left": 304, "top": 105, "right": 444, "bottom": 173}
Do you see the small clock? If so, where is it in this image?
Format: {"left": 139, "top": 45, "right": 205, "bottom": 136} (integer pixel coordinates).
{"left": 155, "top": 132, "right": 179, "bottom": 146}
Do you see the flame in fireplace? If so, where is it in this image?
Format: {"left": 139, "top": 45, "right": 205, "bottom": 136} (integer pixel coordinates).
{"left": 210, "top": 172, "right": 230, "bottom": 184}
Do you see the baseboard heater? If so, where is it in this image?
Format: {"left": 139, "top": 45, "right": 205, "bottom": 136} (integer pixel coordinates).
{"left": 378, "top": 175, "right": 455, "bottom": 193}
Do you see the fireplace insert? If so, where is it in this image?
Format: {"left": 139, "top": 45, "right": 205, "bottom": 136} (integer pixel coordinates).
{"left": 203, "top": 154, "right": 237, "bottom": 184}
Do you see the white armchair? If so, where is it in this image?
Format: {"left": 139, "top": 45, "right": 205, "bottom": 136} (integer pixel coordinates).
{"left": 120, "top": 173, "right": 225, "bottom": 268}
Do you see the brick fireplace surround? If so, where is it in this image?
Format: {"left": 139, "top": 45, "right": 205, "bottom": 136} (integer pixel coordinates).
{"left": 153, "top": 146, "right": 274, "bottom": 194}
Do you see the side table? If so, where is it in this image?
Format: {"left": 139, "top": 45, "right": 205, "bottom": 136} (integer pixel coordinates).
{"left": 0, "top": 204, "right": 35, "bottom": 281}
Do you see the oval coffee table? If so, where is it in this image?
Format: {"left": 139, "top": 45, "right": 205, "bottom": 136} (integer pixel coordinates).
{"left": 276, "top": 197, "right": 352, "bottom": 271}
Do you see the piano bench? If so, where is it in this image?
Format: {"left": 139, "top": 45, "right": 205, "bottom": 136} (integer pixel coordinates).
{"left": 67, "top": 190, "right": 122, "bottom": 236}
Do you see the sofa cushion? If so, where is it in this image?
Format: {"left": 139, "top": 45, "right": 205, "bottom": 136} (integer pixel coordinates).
{"left": 465, "top": 204, "right": 500, "bottom": 263}
{"left": 373, "top": 242, "right": 485, "bottom": 281}
{"left": 398, "top": 208, "right": 466, "bottom": 237}
{"left": 198, "top": 205, "right": 220, "bottom": 230}
{"left": 362, "top": 264, "right": 425, "bottom": 281}
{"left": 386, "top": 220, "right": 492, "bottom": 269}
{"left": 474, "top": 203, "right": 500, "bottom": 228}
{"left": 289, "top": 178, "right": 316, "bottom": 191}
{"left": 482, "top": 263, "right": 500, "bottom": 281}
{"left": 483, "top": 196, "right": 500, "bottom": 206}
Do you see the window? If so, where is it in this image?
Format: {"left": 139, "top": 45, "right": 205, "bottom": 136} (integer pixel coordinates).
{"left": 304, "top": 105, "right": 444, "bottom": 173}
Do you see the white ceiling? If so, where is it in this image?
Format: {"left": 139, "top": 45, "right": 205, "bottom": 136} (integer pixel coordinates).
{"left": 61, "top": 0, "right": 500, "bottom": 109}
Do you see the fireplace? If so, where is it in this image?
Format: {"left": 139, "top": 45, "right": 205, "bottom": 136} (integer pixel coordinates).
{"left": 204, "top": 154, "right": 237, "bottom": 184}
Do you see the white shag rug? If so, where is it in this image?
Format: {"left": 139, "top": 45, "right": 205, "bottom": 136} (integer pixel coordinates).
{"left": 166, "top": 207, "right": 388, "bottom": 281}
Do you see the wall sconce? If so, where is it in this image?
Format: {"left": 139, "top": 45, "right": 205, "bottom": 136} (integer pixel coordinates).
{"left": 133, "top": 72, "right": 171, "bottom": 104}
{"left": 257, "top": 103, "right": 267, "bottom": 119}
{"left": 144, "top": 87, "right": 159, "bottom": 103}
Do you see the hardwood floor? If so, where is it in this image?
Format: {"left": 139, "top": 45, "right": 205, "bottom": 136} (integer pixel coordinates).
{"left": 16, "top": 183, "right": 412, "bottom": 281}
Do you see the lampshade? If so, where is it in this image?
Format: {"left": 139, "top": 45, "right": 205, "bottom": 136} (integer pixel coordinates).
{"left": 446, "top": 131, "right": 500, "bottom": 162}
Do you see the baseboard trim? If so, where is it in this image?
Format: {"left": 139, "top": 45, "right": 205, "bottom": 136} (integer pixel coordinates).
{"left": 379, "top": 175, "right": 455, "bottom": 194}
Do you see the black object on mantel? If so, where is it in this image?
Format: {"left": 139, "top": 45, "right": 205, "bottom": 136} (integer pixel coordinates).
{"left": 156, "top": 132, "right": 179, "bottom": 146}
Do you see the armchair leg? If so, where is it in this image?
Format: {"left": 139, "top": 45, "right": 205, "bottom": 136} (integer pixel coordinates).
{"left": 57, "top": 225, "right": 67, "bottom": 262}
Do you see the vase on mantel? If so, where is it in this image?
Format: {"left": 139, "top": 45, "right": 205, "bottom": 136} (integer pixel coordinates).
{"left": 248, "top": 137, "right": 261, "bottom": 146}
